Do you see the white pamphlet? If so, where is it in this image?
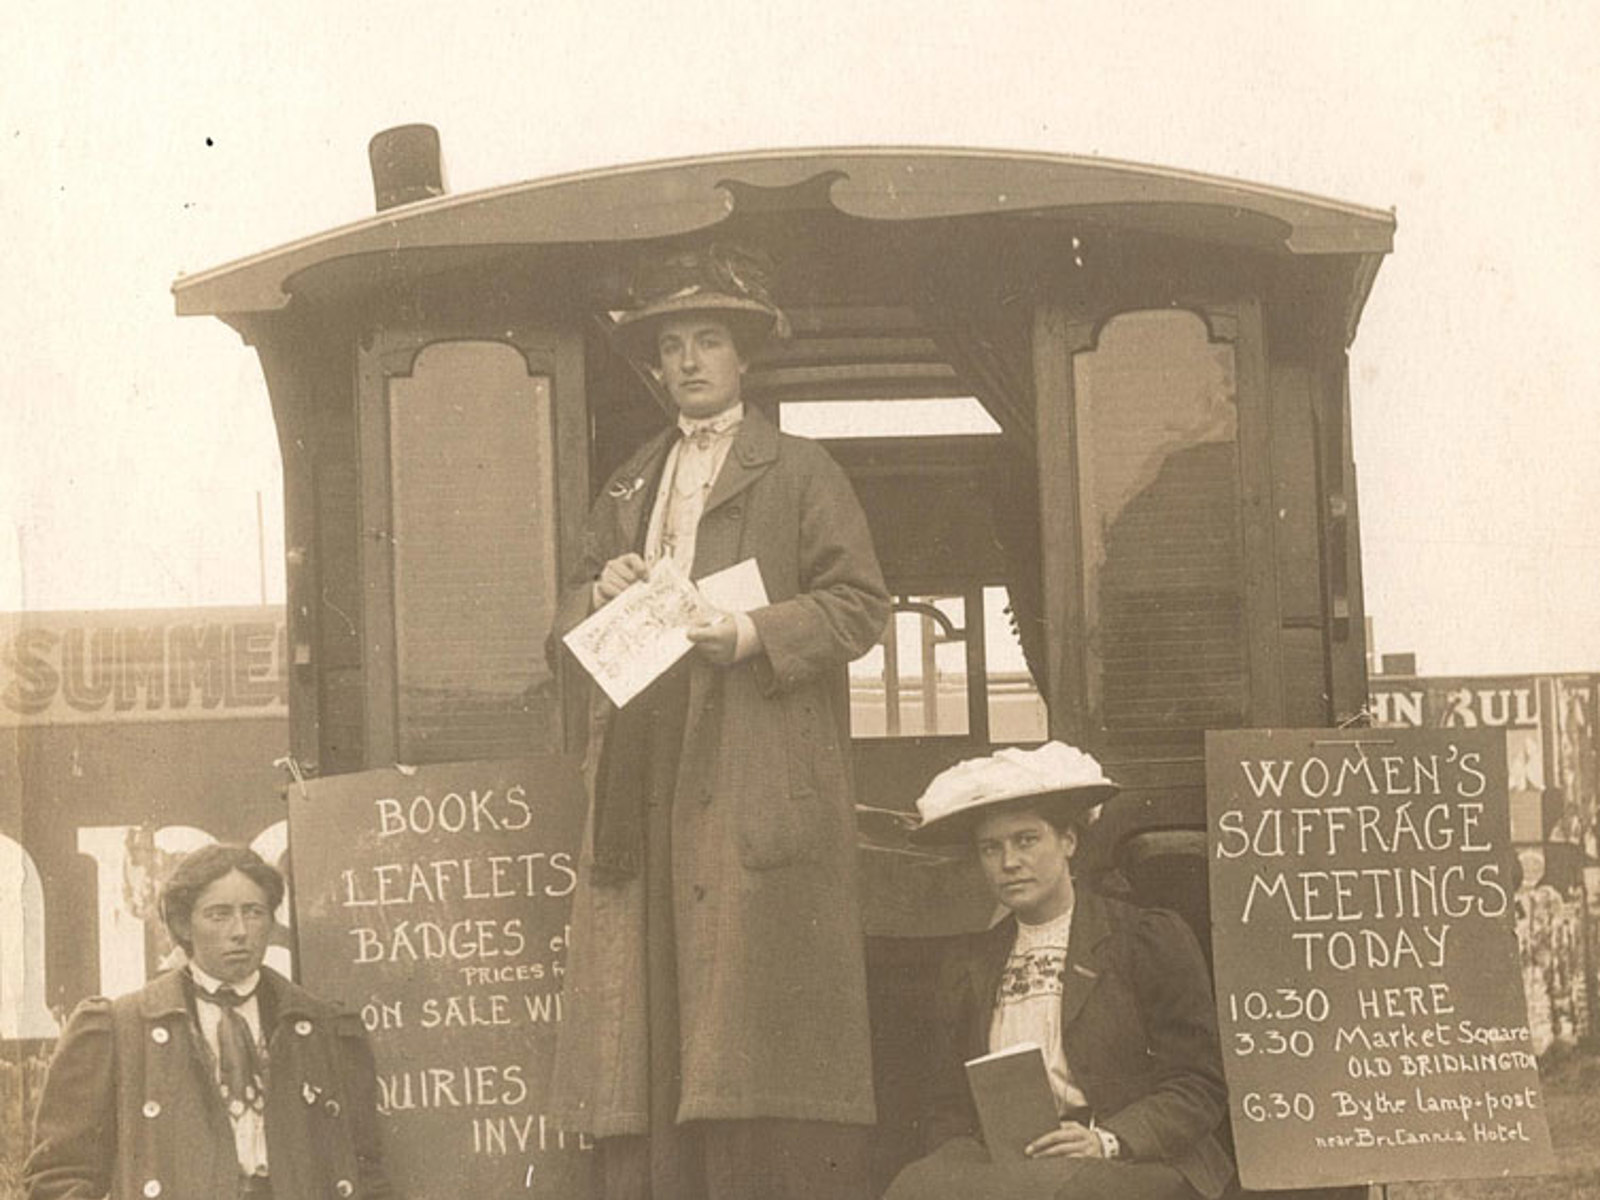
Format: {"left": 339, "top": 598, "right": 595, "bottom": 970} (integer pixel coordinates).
{"left": 697, "top": 556, "right": 770, "bottom": 614}
{"left": 563, "top": 557, "right": 769, "bottom": 707}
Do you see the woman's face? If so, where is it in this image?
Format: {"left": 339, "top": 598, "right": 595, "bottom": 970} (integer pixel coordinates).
{"left": 974, "top": 807, "right": 1077, "bottom": 924}
{"left": 655, "top": 316, "right": 747, "bottom": 419}
{"left": 177, "top": 869, "right": 274, "bottom": 983}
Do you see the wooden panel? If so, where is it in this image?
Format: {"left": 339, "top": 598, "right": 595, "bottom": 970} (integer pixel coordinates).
{"left": 247, "top": 317, "right": 325, "bottom": 771}
{"left": 1032, "top": 304, "right": 1089, "bottom": 745}
{"left": 1234, "top": 298, "right": 1284, "bottom": 725}
{"left": 1093, "top": 440, "right": 1245, "bottom": 731}
{"left": 355, "top": 339, "right": 399, "bottom": 767}
{"left": 1314, "top": 350, "right": 1371, "bottom": 724}
{"left": 357, "top": 329, "right": 581, "bottom": 768}
{"left": 1270, "top": 362, "right": 1330, "bottom": 725}
{"left": 386, "top": 343, "right": 562, "bottom": 764}
{"left": 1074, "top": 310, "right": 1247, "bottom": 742}
{"left": 552, "top": 331, "right": 591, "bottom": 758}
{"left": 848, "top": 471, "right": 1008, "bottom": 588}
{"left": 1268, "top": 363, "right": 1323, "bottom": 617}
{"left": 746, "top": 306, "right": 966, "bottom": 405}
{"left": 319, "top": 667, "right": 366, "bottom": 774}
{"left": 1336, "top": 373, "right": 1371, "bottom": 722}
{"left": 312, "top": 461, "right": 363, "bottom": 670}
{"left": 785, "top": 305, "right": 925, "bottom": 335}
{"left": 1279, "top": 630, "right": 1329, "bottom": 726}
{"left": 761, "top": 335, "right": 944, "bottom": 365}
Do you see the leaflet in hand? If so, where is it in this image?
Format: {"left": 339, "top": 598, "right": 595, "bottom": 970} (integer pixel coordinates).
{"left": 563, "top": 557, "right": 769, "bottom": 708}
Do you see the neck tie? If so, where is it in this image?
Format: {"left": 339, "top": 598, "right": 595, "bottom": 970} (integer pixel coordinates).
{"left": 199, "top": 985, "right": 266, "bottom": 1117}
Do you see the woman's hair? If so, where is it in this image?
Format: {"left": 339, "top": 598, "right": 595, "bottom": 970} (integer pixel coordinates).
{"left": 160, "top": 844, "right": 285, "bottom": 952}
{"left": 981, "top": 793, "right": 1098, "bottom": 842}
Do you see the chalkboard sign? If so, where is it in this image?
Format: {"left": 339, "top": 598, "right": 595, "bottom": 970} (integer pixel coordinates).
{"left": 288, "top": 757, "right": 594, "bottom": 1199}
{"left": 1206, "top": 728, "right": 1556, "bottom": 1190}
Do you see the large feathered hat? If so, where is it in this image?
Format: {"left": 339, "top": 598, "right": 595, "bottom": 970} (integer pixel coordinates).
{"left": 610, "top": 243, "right": 790, "bottom": 361}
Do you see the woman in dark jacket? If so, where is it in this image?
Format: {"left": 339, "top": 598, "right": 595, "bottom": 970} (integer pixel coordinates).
{"left": 24, "top": 844, "right": 393, "bottom": 1200}
{"left": 885, "top": 743, "right": 1234, "bottom": 1200}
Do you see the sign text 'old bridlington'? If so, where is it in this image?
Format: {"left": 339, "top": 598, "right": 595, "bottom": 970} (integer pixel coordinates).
{"left": 1206, "top": 728, "right": 1555, "bottom": 1190}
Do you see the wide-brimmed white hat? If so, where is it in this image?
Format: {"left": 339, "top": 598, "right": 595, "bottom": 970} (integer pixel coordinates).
{"left": 909, "top": 741, "right": 1119, "bottom": 845}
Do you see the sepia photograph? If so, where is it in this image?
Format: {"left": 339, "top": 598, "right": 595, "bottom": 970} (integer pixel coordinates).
{"left": 3, "top": 3, "right": 1598, "bottom": 1198}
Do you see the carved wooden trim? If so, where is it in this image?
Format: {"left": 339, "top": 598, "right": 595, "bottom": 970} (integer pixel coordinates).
{"left": 1059, "top": 300, "right": 1239, "bottom": 356}
{"left": 371, "top": 329, "right": 564, "bottom": 380}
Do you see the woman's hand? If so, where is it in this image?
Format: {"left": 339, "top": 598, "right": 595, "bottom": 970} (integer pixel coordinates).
{"left": 594, "top": 553, "right": 649, "bottom": 603}
{"left": 687, "top": 614, "right": 739, "bottom": 665}
{"left": 1024, "top": 1120, "right": 1104, "bottom": 1159}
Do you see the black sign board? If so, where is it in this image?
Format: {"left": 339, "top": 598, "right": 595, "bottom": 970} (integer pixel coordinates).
{"left": 1206, "top": 728, "right": 1555, "bottom": 1189}
{"left": 289, "top": 757, "right": 594, "bottom": 1198}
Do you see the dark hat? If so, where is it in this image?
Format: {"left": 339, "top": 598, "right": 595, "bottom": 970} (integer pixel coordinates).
{"left": 908, "top": 742, "right": 1119, "bottom": 846}
{"left": 610, "top": 243, "right": 789, "bottom": 361}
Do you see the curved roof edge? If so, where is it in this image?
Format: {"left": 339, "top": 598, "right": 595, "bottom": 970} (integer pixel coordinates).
{"left": 173, "top": 145, "right": 1395, "bottom": 318}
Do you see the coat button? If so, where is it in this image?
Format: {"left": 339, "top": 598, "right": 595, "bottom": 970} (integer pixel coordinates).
{"left": 143, "top": 1181, "right": 162, "bottom": 1198}
{"left": 142, "top": 1100, "right": 161, "bottom": 1118}
{"left": 150, "top": 1027, "right": 169, "bottom": 1045}
{"left": 335, "top": 1180, "right": 355, "bottom": 1197}
{"left": 295, "top": 1019, "right": 313, "bottom": 1036}
{"left": 324, "top": 1098, "right": 342, "bottom": 1117}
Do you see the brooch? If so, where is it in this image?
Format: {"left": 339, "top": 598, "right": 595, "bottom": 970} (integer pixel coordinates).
{"left": 607, "top": 477, "right": 647, "bottom": 501}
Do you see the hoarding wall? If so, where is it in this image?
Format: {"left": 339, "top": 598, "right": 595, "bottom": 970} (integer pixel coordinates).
{"left": 1369, "top": 673, "right": 1599, "bottom": 1050}
{"left": 0, "top": 606, "right": 290, "bottom": 1039}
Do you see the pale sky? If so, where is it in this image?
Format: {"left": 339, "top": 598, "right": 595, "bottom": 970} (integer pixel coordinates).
{"left": 3, "top": 1, "right": 1598, "bottom": 677}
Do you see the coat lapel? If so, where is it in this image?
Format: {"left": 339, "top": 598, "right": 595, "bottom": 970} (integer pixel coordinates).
{"left": 703, "top": 405, "right": 778, "bottom": 516}
{"left": 969, "top": 916, "right": 1017, "bottom": 1057}
{"left": 1060, "top": 890, "right": 1112, "bottom": 1028}
{"left": 137, "top": 965, "right": 192, "bottom": 1021}
{"left": 141, "top": 968, "right": 235, "bottom": 1140}
{"left": 607, "top": 429, "right": 677, "bottom": 554}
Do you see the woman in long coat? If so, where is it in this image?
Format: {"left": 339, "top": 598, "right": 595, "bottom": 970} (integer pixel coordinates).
{"left": 548, "top": 248, "right": 890, "bottom": 1199}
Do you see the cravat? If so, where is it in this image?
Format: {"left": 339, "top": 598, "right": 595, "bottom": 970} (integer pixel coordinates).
{"left": 198, "top": 985, "right": 266, "bottom": 1117}
{"left": 659, "top": 412, "right": 740, "bottom": 569}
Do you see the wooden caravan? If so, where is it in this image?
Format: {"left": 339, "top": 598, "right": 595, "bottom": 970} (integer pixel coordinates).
{"left": 177, "top": 139, "right": 1393, "bottom": 1197}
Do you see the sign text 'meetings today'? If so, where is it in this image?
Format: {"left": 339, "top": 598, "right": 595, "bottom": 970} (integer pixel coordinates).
{"left": 1214, "top": 743, "right": 1507, "bottom": 974}
{"left": 1206, "top": 729, "right": 1554, "bottom": 1191}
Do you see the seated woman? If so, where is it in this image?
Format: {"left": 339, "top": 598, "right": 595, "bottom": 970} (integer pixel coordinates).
{"left": 884, "top": 742, "right": 1234, "bottom": 1200}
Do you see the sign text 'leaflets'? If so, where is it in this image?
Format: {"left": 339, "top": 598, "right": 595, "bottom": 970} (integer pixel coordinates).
{"left": 1206, "top": 729, "right": 1555, "bottom": 1190}
{"left": 289, "top": 758, "right": 593, "bottom": 1200}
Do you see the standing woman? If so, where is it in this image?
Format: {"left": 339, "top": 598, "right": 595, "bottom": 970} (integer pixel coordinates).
{"left": 548, "top": 245, "right": 890, "bottom": 1200}
{"left": 24, "top": 844, "right": 393, "bottom": 1200}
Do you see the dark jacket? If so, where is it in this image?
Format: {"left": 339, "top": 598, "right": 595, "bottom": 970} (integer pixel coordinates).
{"left": 548, "top": 405, "right": 891, "bottom": 1132}
{"left": 25, "top": 966, "right": 393, "bottom": 1200}
{"left": 925, "top": 890, "right": 1234, "bottom": 1199}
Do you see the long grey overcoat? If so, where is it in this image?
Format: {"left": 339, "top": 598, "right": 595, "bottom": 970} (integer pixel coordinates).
{"left": 548, "top": 406, "right": 890, "bottom": 1134}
